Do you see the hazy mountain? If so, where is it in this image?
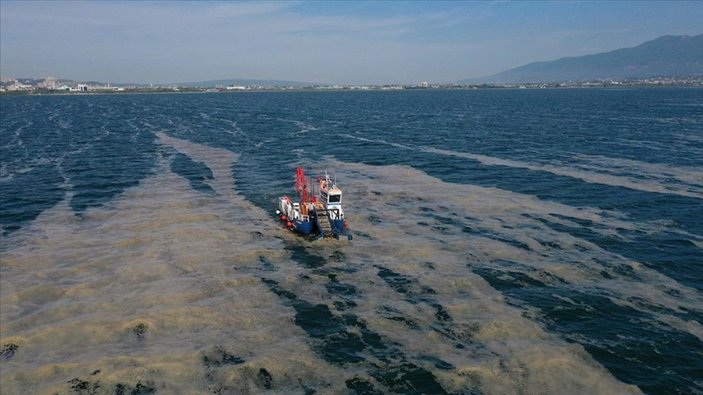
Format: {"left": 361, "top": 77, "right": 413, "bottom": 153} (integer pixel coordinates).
{"left": 461, "top": 34, "right": 703, "bottom": 84}
{"left": 175, "top": 79, "right": 315, "bottom": 88}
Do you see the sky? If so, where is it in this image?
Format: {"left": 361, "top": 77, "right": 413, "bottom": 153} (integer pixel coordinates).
{"left": 1, "top": 1, "right": 702, "bottom": 85}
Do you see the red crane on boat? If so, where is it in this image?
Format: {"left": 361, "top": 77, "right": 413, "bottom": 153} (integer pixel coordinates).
{"left": 296, "top": 167, "right": 309, "bottom": 203}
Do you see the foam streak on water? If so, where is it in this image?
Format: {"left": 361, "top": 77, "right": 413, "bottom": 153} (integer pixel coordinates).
{"left": 339, "top": 134, "right": 703, "bottom": 199}
{"left": 326, "top": 160, "right": 701, "bottom": 391}
{"left": 0, "top": 134, "right": 642, "bottom": 395}
{"left": 1, "top": 135, "right": 353, "bottom": 394}
{"left": 1, "top": 89, "right": 702, "bottom": 394}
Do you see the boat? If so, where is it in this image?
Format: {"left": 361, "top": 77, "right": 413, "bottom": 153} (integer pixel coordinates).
{"left": 276, "top": 167, "right": 352, "bottom": 240}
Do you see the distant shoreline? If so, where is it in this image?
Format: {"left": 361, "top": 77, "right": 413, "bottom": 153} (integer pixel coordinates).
{"left": 2, "top": 83, "right": 702, "bottom": 97}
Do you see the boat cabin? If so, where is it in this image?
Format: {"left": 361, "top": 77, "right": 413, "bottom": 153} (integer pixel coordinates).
{"left": 321, "top": 186, "right": 342, "bottom": 206}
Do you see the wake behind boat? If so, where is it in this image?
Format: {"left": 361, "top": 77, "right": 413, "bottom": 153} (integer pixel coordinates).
{"left": 276, "top": 167, "right": 352, "bottom": 240}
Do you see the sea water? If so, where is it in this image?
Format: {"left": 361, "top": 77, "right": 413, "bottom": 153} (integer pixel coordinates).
{"left": 1, "top": 89, "right": 701, "bottom": 394}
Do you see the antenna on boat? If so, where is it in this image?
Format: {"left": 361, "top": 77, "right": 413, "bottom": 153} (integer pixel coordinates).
{"left": 309, "top": 175, "right": 316, "bottom": 203}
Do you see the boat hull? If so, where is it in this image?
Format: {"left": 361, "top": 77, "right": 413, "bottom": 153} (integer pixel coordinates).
{"left": 294, "top": 219, "right": 313, "bottom": 235}
{"left": 332, "top": 219, "right": 346, "bottom": 233}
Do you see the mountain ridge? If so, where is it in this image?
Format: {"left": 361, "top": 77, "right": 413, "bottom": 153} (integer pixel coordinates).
{"left": 461, "top": 34, "right": 703, "bottom": 84}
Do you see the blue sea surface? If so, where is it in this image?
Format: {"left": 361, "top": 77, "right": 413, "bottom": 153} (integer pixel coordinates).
{"left": 1, "top": 89, "right": 702, "bottom": 394}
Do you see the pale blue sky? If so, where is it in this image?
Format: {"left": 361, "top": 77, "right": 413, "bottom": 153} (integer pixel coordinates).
{"left": 1, "top": 1, "right": 701, "bottom": 84}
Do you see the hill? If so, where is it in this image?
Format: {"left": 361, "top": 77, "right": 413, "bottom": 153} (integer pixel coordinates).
{"left": 175, "top": 79, "right": 315, "bottom": 88}
{"left": 461, "top": 34, "right": 703, "bottom": 84}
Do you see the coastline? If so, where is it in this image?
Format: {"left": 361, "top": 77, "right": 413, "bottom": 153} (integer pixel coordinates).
{"left": 2, "top": 82, "right": 702, "bottom": 97}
